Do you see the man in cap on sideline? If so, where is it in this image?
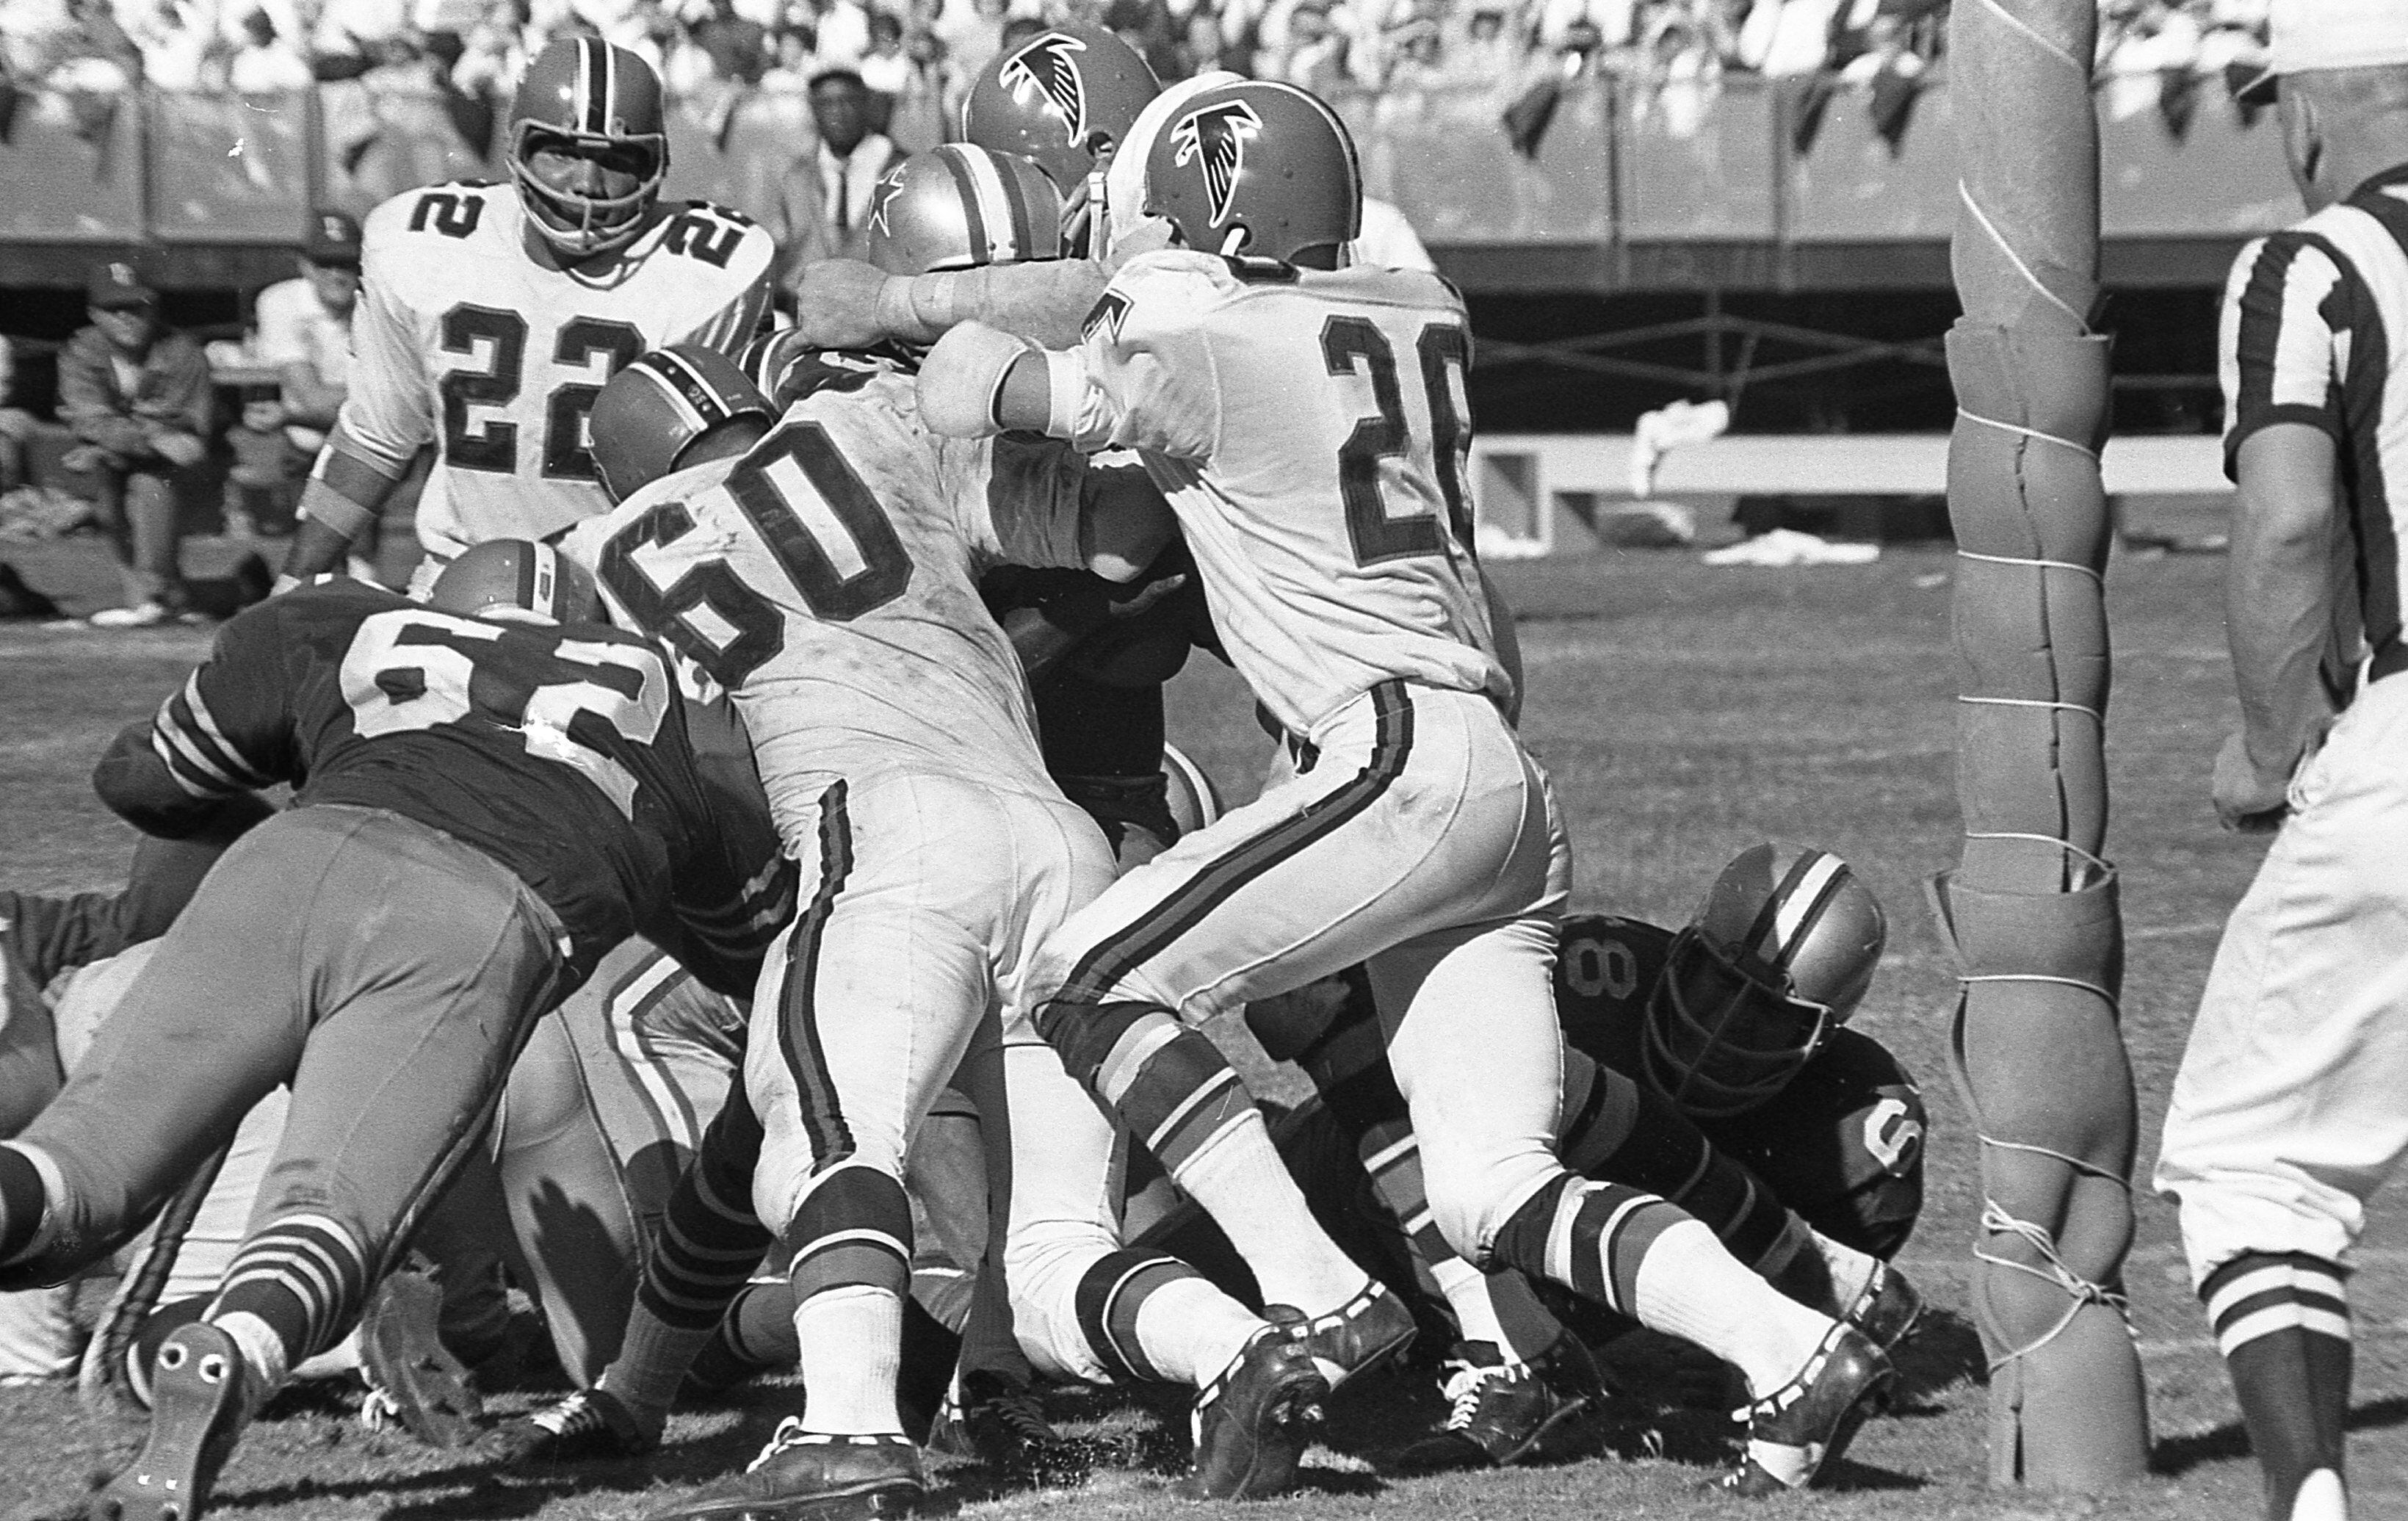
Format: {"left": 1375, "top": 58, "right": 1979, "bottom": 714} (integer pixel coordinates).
{"left": 58, "top": 259, "right": 213, "bottom": 628}
{"left": 225, "top": 210, "right": 370, "bottom": 549}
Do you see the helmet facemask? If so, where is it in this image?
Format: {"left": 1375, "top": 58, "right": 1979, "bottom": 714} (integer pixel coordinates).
{"left": 512, "top": 124, "right": 667, "bottom": 260}
{"left": 1642, "top": 926, "right": 1836, "bottom": 1117}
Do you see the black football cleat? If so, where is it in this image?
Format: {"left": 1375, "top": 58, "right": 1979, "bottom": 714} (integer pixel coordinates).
{"left": 1842, "top": 1260, "right": 1924, "bottom": 1354}
{"left": 1288, "top": 1280, "right": 1417, "bottom": 1392}
{"left": 1724, "top": 1322, "right": 1893, "bottom": 1496}
{"left": 359, "top": 1262, "right": 482, "bottom": 1448}
{"left": 1392, "top": 1332, "right": 1608, "bottom": 1473}
{"left": 1177, "top": 1318, "right": 1330, "bottom": 1500}
{"left": 928, "top": 1370, "right": 1091, "bottom": 1487}
{"left": 89, "top": 1322, "right": 254, "bottom": 1521}
{"left": 488, "top": 1386, "right": 659, "bottom": 1467}
{"left": 644, "top": 1423, "right": 926, "bottom": 1521}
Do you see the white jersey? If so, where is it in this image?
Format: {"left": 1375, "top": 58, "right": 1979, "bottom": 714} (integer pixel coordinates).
{"left": 560, "top": 358, "right": 1094, "bottom": 837}
{"left": 1062, "top": 249, "right": 1509, "bottom": 740}
{"left": 343, "top": 181, "right": 775, "bottom": 558}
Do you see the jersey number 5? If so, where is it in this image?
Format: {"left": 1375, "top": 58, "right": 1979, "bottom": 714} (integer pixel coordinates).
{"left": 1321, "top": 316, "right": 1475, "bottom": 568}
{"left": 598, "top": 422, "right": 914, "bottom": 687}
{"left": 340, "top": 609, "right": 670, "bottom": 818}
{"left": 440, "top": 306, "right": 646, "bottom": 481}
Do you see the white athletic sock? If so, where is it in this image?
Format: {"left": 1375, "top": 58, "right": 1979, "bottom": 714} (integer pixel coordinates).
{"left": 1631, "top": 1220, "right": 1830, "bottom": 1400}
{"left": 1174, "top": 1109, "right": 1370, "bottom": 1318}
{"left": 1815, "top": 1232, "right": 1879, "bottom": 1309}
{"left": 792, "top": 1285, "right": 905, "bottom": 1434}
{"left": 1429, "top": 1256, "right": 1512, "bottom": 1352}
{"left": 1127, "top": 1276, "right": 1262, "bottom": 1387}
{"left": 211, "top": 1309, "right": 292, "bottom": 1401}
{"left": 597, "top": 1301, "right": 716, "bottom": 1438}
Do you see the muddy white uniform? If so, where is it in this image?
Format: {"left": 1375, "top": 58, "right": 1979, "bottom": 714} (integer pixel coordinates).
{"left": 1024, "top": 249, "right": 1574, "bottom": 1260}
{"left": 561, "top": 358, "right": 1273, "bottom": 1391}
{"left": 343, "top": 181, "right": 774, "bottom": 574}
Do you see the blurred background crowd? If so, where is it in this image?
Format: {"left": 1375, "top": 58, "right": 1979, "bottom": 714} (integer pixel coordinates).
{"left": 0, "top": 0, "right": 2277, "bottom": 157}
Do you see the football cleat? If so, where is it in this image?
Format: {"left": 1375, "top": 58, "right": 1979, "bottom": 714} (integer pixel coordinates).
{"left": 643, "top": 1423, "right": 925, "bottom": 1521}
{"left": 927, "top": 1370, "right": 1090, "bottom": 1487}
{"left": 358, "top": 1262, "right": 482, "bottom": 1448}
{"left": 1289, "top": 1279, "right": 1417, "bottom": 1392}
{"left": 1177, "top": 1316, "right": 1328, "bottom": 1500}
{"left": 90, "top": 1322, "right": 254, "bottom": 1521}
{"left": 1843, "top": 1260, "right": 1924, "bottom": 1354}
{"left": 1392, "top": 1332, "right": 1608, "bottom": 1473}
{"left": 488, "top": 1385, "right": 658, "bottom": 1467}
{"left": 1724, "top": 1322, "right": 1892, "bottom": 1496}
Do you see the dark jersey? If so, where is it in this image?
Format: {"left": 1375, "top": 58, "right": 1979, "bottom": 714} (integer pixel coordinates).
{"left": 92, "top": 579, "right": 794, "bottom": 994}
{"left": 1555, "top": 913, "right": 1926, "bottom": 1257}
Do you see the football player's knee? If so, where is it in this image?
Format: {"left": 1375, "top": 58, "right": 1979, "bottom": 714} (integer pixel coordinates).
{"left": 1419, "top": 1139, "right": 1561, "bottom": 1267}
{"left": 785, "top": 1161, "right": 914, "bottom": 1301}
{"left": 1032, "top": 996, "right": 1161, "bottom": 1088}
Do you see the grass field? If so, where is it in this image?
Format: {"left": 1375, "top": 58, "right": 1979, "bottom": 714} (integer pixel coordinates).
{"left": 2, "top": 532, "right": 2405, "bottom": 1520}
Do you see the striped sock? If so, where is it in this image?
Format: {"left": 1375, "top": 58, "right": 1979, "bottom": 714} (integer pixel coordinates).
{"left": 1071, "top": 1249, "right": 1255, "bottom": 1387}
{"left": 1359, "top": 1124, "right": 1561, "bottom": 1362}
{"left": 0, "top": 1144, "right": 48, "bottom": 1267}
{"left": 206, "top": 1213, "right": 369, "bottom": 1373}
{"left": 2202, "top": 1251, "right": 2351, "bottom": 1518}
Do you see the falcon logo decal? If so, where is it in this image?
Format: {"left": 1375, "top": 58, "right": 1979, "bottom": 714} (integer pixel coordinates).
{"left": 1083, "top": 289, "right": 1132, "bottom": 343}
{"left": 999, "top": 35, "right": 1088, "bottom": 145}
{"left": 864, "top": 165, "right": 908, "bottom": 239}
{"left": 1168, "top": 101, "right": 1265, "bottom": 227}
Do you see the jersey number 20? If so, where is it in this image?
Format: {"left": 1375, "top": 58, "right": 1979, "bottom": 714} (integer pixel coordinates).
{"left": 598, "top": 422, "right": 914, "bottom": 687}
{"left": 1322, "top": 316, "right": 1475, "bottom": 568}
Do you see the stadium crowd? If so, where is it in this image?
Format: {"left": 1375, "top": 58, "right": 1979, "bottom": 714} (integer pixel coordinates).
{"left": 0, "top": 0, "right": 2275, "bottom": 148}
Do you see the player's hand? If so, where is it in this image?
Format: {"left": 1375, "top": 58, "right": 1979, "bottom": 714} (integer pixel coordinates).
{"left": 153, "top": 432, "right": 207, "bottom": 469}
{"left": 795, "top": 258, "right": 897, "bottom": 348}
{"left": 919, "top": 322, "right": 1028, "bottom": 438}
{"left": 2212, "top": 729, "right": 2296, "bottom": 833}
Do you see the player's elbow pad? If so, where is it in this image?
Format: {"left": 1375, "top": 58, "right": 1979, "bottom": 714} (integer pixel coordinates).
{"left": 919, "top": 322, "right": 1033, "bottom": 438}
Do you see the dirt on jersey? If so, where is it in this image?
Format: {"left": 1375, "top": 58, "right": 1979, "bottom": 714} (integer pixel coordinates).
{"left": 563, "top": 358, "right": 1096, "bottom": 839}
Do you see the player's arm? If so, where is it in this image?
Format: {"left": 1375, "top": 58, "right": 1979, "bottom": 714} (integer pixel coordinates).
{"left": 673, "top": 234, "right": 778, "bottom": 357}
{"left": 2212, "top": 233, "right": 2351, "bottom": 832}
{"left": 91, "top": 604, "right": 299, "bottom": 837}
{"left": 922, "top": 265, "right": 1221, "bottom": 458}
{"left": 280, "top": 251, "right": 432, "bottom": 583}
{"left": 659, "top": 696, "right": 799, "bottom": 997}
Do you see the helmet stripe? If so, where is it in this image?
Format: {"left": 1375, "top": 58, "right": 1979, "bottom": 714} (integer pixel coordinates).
{"left": 977, "top": 150, "right": 1035, "bottom": 262}
{"left": 1760, "top": 851, "right": 1848, "bottom": 964}
{"left": 637, "top": 355, "right": 715, "bottom": 435}
{"left": 512, "top": 541, "right": 538, "bottom": 612}
{"left": 582, "top": 37, "right": 610, "bottom": 135}
{"left": 936, "top": 147, "right": 993, "bottom": 265}
{"left": 529, "top": 543, "right": 562, "bottom": 618}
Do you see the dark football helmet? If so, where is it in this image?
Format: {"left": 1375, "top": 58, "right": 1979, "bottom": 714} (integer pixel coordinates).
{"left": 961, "top": 23, "right": 1162, "bottom": 192}
{"left": 588, "top": 344, "right": 774, "bottom": 502}
{"left": 1142, "top": 78, "right": 1362, "bottom": 267}
{"left": 507, "top": 36, "right": 669, "bottom": 260}
{"left": 863, "top": 145, "right": 1064, "bottom": 277}
{"left": 428, "top": 539, "right": 600, "bottom": 627}
{"left": 1641, "top": 844, "right": 1887, "bottom": 1118}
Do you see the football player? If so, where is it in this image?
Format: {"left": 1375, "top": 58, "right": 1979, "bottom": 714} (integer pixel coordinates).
{"left": 0, "top": 540, "right": 795, "bottom": 1521}
{"left": 277, "top": 37, "right": 777, "bottom": 598}
{"left": 1235, "top": 845, "right": 1926, "bottom": 1470}
{"left": 919, "top": 79, "right": 1894, "bottom": 1493}
{"left": 541, "top": 156, "right": 1328, "bottom": 1516}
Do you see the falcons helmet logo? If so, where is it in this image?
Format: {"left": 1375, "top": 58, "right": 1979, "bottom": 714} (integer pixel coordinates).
{"left": 998, "top": 34, "right": 1088, "bottom": 145}
{"left": 1169, "top": 101, "right": 1265, "bottom": 227}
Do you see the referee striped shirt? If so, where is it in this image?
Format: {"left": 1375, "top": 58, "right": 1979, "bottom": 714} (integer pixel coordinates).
{"left": 2221, "top": 163, "right": 2408, "bottom": 651}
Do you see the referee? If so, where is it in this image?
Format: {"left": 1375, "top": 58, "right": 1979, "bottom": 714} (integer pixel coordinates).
{"left": 2154, "top": 4, "right": 2408, "bottom": 1520}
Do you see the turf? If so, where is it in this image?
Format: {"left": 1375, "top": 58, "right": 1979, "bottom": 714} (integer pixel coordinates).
{"left": 2, "top": 535, "right": 2405, "bottom": 1520}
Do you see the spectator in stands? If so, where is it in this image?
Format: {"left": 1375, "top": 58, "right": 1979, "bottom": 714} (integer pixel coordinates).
{"left": 59, "top": 261, "right": 211, "bottom": 629}
{"left": 225, "top": 210, "right": 361, "bottom": 542}
{"left": 226, "top": 7, "right": 314, "bottom": 92}
{"left": 765, "top": 66, "right": 906, "bottom": 287}
{"left": 936, "top": 0, "right": 1008, "bottom": 85}
{"left": 0, "top": 340, "right": 33, "bottom": 504}
{"left": 816, "top": 0, "right": 875, "bottom": 65}
{"left": 695, "top": 0, "right": 772, "bottom": 79}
